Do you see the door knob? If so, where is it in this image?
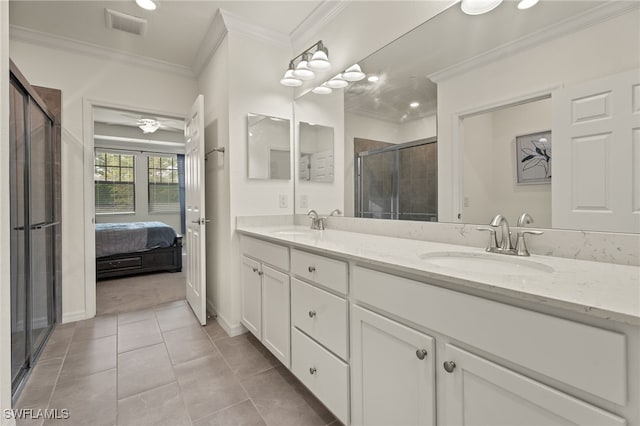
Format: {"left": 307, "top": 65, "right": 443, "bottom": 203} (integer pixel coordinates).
{"left": 443, "top": 361, "right": 456, "bottom": 373}
{"left": 308, "top": 266, "right": 316, "bottom": 273}
{"left": 415, "top": 349, "right": 428, "bottom": 360}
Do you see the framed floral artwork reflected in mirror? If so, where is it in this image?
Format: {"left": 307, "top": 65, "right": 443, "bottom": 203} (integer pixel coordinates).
{"left": 516, "top": 130, "right": 551, "bottom": 185}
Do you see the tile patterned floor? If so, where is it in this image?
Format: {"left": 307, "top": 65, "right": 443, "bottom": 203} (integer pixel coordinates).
{"left": 16, "top": 286, "right": 339, "bottom": 426}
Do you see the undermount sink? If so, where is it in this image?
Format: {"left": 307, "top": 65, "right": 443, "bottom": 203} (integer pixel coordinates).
{"left": 419, "top": 251, "right": 554, "bottom": 275}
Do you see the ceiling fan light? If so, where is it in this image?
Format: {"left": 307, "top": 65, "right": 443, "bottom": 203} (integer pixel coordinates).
{"left": 280, "top": 69, "right": 303, "bottom": 87}
{"left": 342, "top": 64, "right": 365, "bottom": 82}
{"left": 135, "top": 0, "right": 157, "bottom": 11}
{"left": 138, "top": 118, "right": 160, "bottom": 133}
{"left": 308, "top": 50, "right": 331, "bottom": 71}
{"left": 460, "top": 0, "right": 503, "bottom": 15}
{"left": 517, "top": 0, "right": 539, "bottom": 9}
{"left": 326, "top": 75, "right": 349, "bottom": 89}
{"left": 312, "top": 84, "right": 333, "bottom": 95}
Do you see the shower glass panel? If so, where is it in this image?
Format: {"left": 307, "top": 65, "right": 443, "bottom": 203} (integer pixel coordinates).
{"left": 356, "top": 138, "right": 437, "bottom": 221}
{"left": 10, "top": 82, "right": 28, "bottom": 386}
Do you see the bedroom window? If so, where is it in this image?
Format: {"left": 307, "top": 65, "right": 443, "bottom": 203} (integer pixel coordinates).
{"left": 94, "top": 151, "right": 136, "bottom": 214}
{"left": 148, "top": 155, "right": 179, "bottom": 213}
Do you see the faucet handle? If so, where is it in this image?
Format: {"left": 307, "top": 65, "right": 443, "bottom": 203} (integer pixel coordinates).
{"left": 477, "top": 227, "right": 498, "bottom": 252}
{"left": 517, "top": 213, "right": 534, "bottom": 227}
{"left": 515, "top": 230, "right": 543, "bottom": 256}
{"left": 330, "top": 209, "right": 342, "bottom": 217}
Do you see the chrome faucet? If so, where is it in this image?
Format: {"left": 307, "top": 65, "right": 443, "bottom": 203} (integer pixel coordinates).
{"left": 478, "top": 213, "right": 543, "bottom": 256}
{"left": 306, "top": 209, "right": 325, "bottom": 230}
{"left": 490, "top": 214, "right": 514, "bottom": 252}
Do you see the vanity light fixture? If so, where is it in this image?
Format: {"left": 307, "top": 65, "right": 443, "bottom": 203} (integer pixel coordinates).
{"left": 135, "top": 0, "right": 157, "bottom": 11}
{"left": 312, "top": 83, "right": 333, "bottom": 95}
{"left": 410, "top": 101, "right": 420, "bottom": 108}
{"left": 280, "top": 40, "right": 331, "bottom": 87}
{"left": 326, "top": 74, "right": 349, "bottom": 89}
{"left": 280, "top": 63, "right": 303, "bottom": 87}
{"left": 461, "top": 0, "right": 503, "bottom": 15}
{"left": 367, "top": 75, "right": 380, "bottom": 83}
{"left": 517, "top": 0, "right": 539, "bottom": 9}
{"left": 342, "top": 64, "right": 366, "bottom": 82}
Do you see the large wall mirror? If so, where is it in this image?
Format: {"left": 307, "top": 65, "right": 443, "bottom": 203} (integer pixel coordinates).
{"left": 293, "top": 1, "right": 640, "bottom": 233}
{"left": 247, "top": 113, "right": 291, "bottom": 180}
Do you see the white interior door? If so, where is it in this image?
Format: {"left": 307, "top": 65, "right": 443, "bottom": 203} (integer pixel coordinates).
{"left": 185, "top": 94, "right": 206, "bottom": 325}
{"left": 552, "top": 68, "right": 640, "bottom": 232}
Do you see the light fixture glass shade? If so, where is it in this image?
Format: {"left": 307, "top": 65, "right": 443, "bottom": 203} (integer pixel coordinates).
{"left": 342, "top": 64, "right": 365, "bottom": 82}
{"left": 292, "top": 60, "right": 315, "bottom": 80}
{"left": 367, "top": 75, "right": 380, "bottom": 83}
{"left": 460, "top": 0, "right": 503, "bottom": 15}
{"left": 280, "top": 69, "right": 303, "bottom": 87}
{"left": 138, "top": 119, "right": 160, "bottom": 133}
{"left": 136, "top": 0, "right": 157, "bottom": 10}
{"left": 312, "top": 84, "right": 333, "bottom": 95}
{"left": 517, "top": 0, "right": 539, "bottom": 9}
{"left": 326, "top": 75, "right": 349, "bottom": 89}
{"left": 308, "top": 50, "right": 331, "bottom": 71}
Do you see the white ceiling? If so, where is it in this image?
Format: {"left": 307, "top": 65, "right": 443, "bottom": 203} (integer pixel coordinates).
{"left": 9, "top": 0, "right": 322, "bottom": 68}
{"left": 344, "top": 0, "right": 614, "bottom": 124}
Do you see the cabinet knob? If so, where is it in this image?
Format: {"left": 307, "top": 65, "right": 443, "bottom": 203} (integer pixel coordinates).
{"left": 308, "top": 266, "right": 316, "bottom": 273}
{"left": 308, "top": 310, "right": 316, "bottom": 318}
{"left": 415, "top": 349, "right": 428, "bottom": 360}
{"left": 443, "top": 361, "right": 456, "bottom": 373}
{"left": 258, "top": 271, "right": 264, "bottom": 276}
{"left": 252, "top": 267, "right": 258, "bottom": 273}
{"left": 309, "top": 367, "right": 317, "bottom": 375}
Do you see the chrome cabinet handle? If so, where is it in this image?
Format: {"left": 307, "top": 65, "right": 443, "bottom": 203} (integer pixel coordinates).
{"left": 443, "top": 361, "right": 456, "bottom": 373}
{"left": 308, "top": 266, "right": 316, "bottom": 273}
{"left": 309, "top": 367, "right": 317, "bottom": 375}
{"left": 308, "top": 310, "right": 316, "bottom": 318}
{"left": 252, "top": 267, "right": 258, "bottom": 273}
{"left": 415, "top": 349, "right": 428, "bottom": 360}
{"left": 258, "top": 271, "right": 264, "bottom": 276}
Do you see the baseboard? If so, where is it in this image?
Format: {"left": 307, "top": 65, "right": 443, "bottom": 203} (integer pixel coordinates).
{"left": 61, "top": 310, "right": 86, "bottom": 324}
{"left": 206, "top": 299, "right": 246, "bottom": 337}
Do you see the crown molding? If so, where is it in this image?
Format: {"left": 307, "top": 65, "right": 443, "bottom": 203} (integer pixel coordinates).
{"left": 428, "top": 1, "right": 639, "bottom": 84}
{"left": 290, "top": 0, "right": 350, "bottom": 51}
{"left": 192, "top": 9, "right": 228, "bottom": 77}
{"left": 9, "top": 25, "right": 194, "bottom": 78}
{"left": 220, "top": 9, "right": 291, "bottom": 50}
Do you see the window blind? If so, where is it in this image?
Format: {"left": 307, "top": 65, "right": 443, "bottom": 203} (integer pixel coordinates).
{"left": 94, "top": 151, "right": 135, "bottom": 213}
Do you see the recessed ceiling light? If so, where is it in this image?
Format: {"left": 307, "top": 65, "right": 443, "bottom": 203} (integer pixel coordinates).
{"left": 136, "top": 0, "right": 157, "bottom": 10}
{"left": 517, "top": 0, "right": 539, "bottom": 9}
{"left": 410, "top": 102, "right": 420, "bottom": 108}
{"left": 461, "top": 0, "right": 503, "bottom": 15}
{"left": 367, "top": 75, "right": 379, "bottom": 83}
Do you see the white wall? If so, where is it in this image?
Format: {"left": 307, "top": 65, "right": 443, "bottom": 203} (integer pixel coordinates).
{"left": 1, "top": 2, "right": 14, "bottom": 423}
{"left": 9, "top": 40, "right": 198, "bottom": 321}
{"left": 199, "top": 28, "right": 294, "bottom": 334}
{"left": 295, "top": 90, "right": 344, "bottom": 215}
{"left": 462, "top": 98, "right": 552, "bottom": 227}
{"left": 437, "top": 10, "right": 640, "bottom": 223}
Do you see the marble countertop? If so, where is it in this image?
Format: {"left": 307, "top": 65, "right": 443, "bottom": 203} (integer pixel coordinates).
{"left": 236, "top": 224, "right": 640, "bottom": 326}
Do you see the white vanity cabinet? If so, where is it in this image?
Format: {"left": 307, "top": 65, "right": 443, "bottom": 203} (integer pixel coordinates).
{"left": 240, "top": 237, "right": 291, "bottom": 367}
{"left": 351, "top": 305, "right": 436, "bottom": 426}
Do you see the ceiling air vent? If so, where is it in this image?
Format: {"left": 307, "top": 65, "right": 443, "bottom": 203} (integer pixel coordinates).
{"left": 105, "top": 9, "right": 148, "bottom": 36}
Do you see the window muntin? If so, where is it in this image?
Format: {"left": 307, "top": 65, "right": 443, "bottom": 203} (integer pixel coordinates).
{"left": 94, "top": 151, "right": 136, "bottom": 214}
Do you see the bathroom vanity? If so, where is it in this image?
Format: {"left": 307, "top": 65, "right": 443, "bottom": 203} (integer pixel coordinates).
{"left": 237, "top": 225, "right": 639, "bottom": 426}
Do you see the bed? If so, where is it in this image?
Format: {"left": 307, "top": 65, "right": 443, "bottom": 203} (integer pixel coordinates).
{"left": 95, "top": 221, "right": 182, "bottom": 280}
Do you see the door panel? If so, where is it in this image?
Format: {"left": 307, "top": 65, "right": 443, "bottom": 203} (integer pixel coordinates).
{"left": 351, "top": 305, "right": 435, "bottom": 426}
{"left": 185, "top": 94, "right": 206, "bottom": 325}
{"left": 261, "top": 265, "right": 290, "bottom": 367}
{"left": 240, "top": 256, "right": 262, "bottom": 339}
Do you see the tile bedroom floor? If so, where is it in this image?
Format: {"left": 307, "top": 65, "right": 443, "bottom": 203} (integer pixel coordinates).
{"left": 16, "top": 297, "right": 339, "bottom": 426}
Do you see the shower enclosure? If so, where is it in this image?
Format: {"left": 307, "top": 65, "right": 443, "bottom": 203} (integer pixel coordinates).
{"left": 355, "top": 137, "right": 437, "bottom": 221}
{"left": 10, "top": 60, "right": 61, "bottom": 397}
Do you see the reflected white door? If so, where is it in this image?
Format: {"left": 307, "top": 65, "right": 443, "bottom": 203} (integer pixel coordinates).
{"left": 185, "top": 95, "right": 206, "bottom": 325}
{"left": 553, "top": 69, "right": 640, "bottom": 232}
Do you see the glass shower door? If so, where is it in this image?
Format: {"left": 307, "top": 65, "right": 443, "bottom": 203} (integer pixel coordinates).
{"left": 356, "top": 150, "right": 396, "bottom": 219}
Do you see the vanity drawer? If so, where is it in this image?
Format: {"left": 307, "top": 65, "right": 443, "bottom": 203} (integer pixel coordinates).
{"left": 291, "top": 249, "right": 348, "bottom": 295}
{"left": 292, "top": 327, "right": 349, "bottom": 425}
{"left": 291, "top": 278, "right": 348, "bottom": 359}
{"left": 240, "top": 236, "right": 289, "bottom": 271}
{"left": 352, "top": 266, "right": 627, "bottom": 406}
